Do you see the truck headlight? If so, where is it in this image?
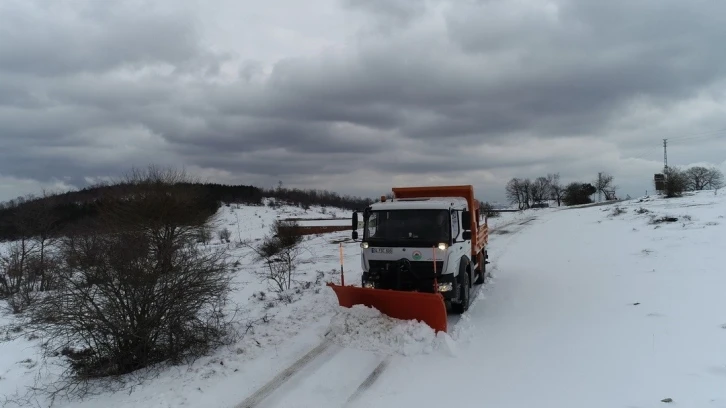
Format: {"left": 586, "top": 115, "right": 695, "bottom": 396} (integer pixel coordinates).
{"left": 360, "top": 242, "right": 369, "bottom": 249}
{"left": 438, "top": 242, "right": 448, "bottom": 251}
{"left": 363, "top": 281, "right": 375, "bottom": 289}
{"left": 436, "top": 282, "right": 453, "bottom": 292}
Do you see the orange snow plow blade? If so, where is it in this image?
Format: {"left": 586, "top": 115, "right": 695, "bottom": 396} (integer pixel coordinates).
{"left": 327, "top": 283, "right": 448, "bottom": 333}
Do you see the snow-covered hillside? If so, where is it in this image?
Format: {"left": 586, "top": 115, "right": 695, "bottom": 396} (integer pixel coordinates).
{"left": 3, "top": 191, "right": 725, "bottom": 408}
{"left": 0, "top": 199, "right": 364, "bottom": 408}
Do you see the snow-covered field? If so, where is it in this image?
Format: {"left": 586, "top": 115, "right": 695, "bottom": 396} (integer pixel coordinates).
{"left": 2, "top": 191, "right": 726, "bottom": 408}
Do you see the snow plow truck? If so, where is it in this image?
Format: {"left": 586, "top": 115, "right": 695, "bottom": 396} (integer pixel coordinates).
{"left": 327, "top": 185, "right": 489, "bottom": 333}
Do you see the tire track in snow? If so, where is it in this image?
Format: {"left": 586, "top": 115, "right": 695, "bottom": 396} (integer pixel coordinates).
{"left": 234, "top": 338, "right": 336, "bottom": 408}
{"left": 344, "top": 357, "right": 391, "bottom": 405}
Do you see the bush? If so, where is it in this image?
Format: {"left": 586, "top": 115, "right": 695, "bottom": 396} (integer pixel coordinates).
{"left": 479, "top": 202, "right": 500, "bottom": 218}
{"left": 218, "top": 227, "right": 231, "bottom": 243}
{"left": 19, "top": 167, "right": 236, "bottom": 390}
{"left": 562, "top": 182, "right": 597, "bottom": 206}
{"left": 610, "top": 206, "right": 626, "bottom": 216}
{"left": 248, "top": 219, "right": 305, "bottom": 293}
{"left": 662, "top": 167, "right": 688, "bottom": 198}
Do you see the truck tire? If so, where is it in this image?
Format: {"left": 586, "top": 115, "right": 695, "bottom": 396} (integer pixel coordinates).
{"left": 451, "top": 267, "right": 470, "bottom": 314}
{"left": 474, "top": 251, "right": 486, "bottom": 285}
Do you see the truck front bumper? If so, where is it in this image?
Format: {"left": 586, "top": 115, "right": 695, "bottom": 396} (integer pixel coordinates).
{"left": 362, "top": 271, "right": 458, "bottom": 301}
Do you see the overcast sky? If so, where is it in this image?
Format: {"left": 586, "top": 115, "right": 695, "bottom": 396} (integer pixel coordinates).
{"left": 2, "top": 0, "right": 726, "bottom": 204}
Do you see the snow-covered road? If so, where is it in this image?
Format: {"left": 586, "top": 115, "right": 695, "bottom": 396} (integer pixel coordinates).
{"left": 344, "top": 196, "right": 726, "bottom": 408}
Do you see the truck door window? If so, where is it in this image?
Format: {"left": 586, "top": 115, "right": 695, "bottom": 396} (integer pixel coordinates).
{"left": 367, "top": 212, "right": 379, "bottom": 238}
{"left": 451, "top": 210, "right": 460, "bottom": 240}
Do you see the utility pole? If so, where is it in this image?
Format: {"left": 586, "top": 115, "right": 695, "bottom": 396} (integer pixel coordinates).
{"left": 663, "top": 138, "right": 668, "bottom": 172}
{"left": 598, "top": 172, "right": 602, "bottom": 202}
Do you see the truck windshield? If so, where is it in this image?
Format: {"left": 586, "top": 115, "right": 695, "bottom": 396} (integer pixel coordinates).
{"left": 364, "top": 209, "right": 450, "bottom": 243}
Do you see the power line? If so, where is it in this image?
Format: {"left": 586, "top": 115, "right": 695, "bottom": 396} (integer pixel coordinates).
{"left": 667, "top": 128, "right": 726, "bottom": 144}
{"left": 669, "top": 132, "right": 726, "bottom": 144}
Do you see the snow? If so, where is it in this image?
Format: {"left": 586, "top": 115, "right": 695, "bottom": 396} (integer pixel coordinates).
{"left": 0, "top": 199, "right": 360, "bottom": 408}
{"left": 350, "top": 190, "right": 726, "bottom": 408}
{"left": 327, "top": 304, "right": 456, "bottom": 357}
{"left": 2, "top": 191, "right": 726, "bottom": 408}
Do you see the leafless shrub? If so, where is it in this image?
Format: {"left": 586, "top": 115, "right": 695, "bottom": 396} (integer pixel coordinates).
{"left": 14, "top": 166, "right": 237, "bottom": 399}
{"left": 635, "top": 207, "right": 650, "bottom": 214}
{"left": 245, "top": 219, "right": 306, "bottom": 293}
{"left": 218, "top": 227, "right": 232, "bottom": 243}
{"left": 610, "top": 206, "right": 626, "bottom": 216}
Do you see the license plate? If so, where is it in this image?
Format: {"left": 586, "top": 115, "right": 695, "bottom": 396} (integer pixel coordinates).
{"left": 371, "top": 248, "right": 393, "bottom": 254}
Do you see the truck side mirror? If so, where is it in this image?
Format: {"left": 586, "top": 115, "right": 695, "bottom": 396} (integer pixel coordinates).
{"left": 461, "top": 211, "right": 471, "bottom": 229}
{"left": 462, "top": 230, "right": 472, "bottom": 240}
{"left": 352, "top": 211, "right": 359, "bottom": 240}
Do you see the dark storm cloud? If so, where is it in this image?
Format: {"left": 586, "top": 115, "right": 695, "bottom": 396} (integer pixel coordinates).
{"left": 260, "top": 0, "right": 726, "bottom": 144}
{"left": 1, "top": 0, "right": 726, "bottom": 202}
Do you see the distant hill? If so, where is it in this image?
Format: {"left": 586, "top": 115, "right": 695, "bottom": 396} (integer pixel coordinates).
{"left": 0, "top": 182, "right": 375, "bottom": 242}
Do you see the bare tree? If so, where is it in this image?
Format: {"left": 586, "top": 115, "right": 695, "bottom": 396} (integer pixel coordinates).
{"left": 594, "top": 172, "right": 617, "bottom": 200}
{"left": 684, "top": 166, "right": 711, "bottom": 190}
{"left": 548, "top": 173, "right": 564, "bottom": 206}
{"left": 520, "top": 178, "right": 532, "bottom": 208}
{"left": 531, "top": 176, "right": 552, "bottom": 204}
{"left": 686, "top": 166, "right": 725, "bottom": 191}
{"left": 505, "top": 178, "right": 525, "bottom": 209}
{"left": 708, "top": 167, "right": 725, "bottom": 190}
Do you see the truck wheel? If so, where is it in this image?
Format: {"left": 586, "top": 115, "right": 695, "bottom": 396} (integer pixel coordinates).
{"left": 474, "top": 256, "right": 487, "bottom": 285}
{"left": 474, "top": 252, "right": 486, "bottom": 285}
{"left": 451, "top": 269, "right": 470, "bottom": 314}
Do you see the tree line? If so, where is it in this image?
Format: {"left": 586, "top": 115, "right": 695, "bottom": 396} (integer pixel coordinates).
{"left": 261, "top": 182, "right": 375, "bottom": 211}
{"left": 505, "top": 172, "right": 619, "bottom": 208}
{"left": 506, "top": 165, "right": 725, "bottom": 209}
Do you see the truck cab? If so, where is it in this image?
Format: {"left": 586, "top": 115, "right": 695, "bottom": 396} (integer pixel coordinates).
{"left": 352, "top": 190, "right": 488, "bottom": 314}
